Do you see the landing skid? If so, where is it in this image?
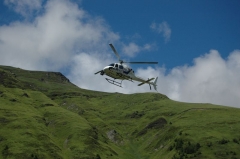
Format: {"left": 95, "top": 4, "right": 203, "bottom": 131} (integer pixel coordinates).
{"left": 105, "top": 78, "right": 123, "bottom": 88}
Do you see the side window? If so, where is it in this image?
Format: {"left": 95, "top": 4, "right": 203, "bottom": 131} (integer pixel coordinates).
{"left": 119, "top": 65, "right": 123, "bottom": 69}
{"left": 115, "top": 64, "right": 118, "bottom": 68}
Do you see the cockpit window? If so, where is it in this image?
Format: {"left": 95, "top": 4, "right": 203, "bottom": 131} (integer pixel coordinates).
{"left": 119, "top": 65, "right": 123, "bottom": 69}
{"left": 115, "top": 64, "right": 118, "bottom": 68}
{"left": 108, "top": 63, "right": 114, "bottom": 66}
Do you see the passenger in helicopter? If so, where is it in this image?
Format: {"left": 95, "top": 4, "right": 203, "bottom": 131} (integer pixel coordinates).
{"left": 114, "top": 64, "right": 118, "bottom": 70}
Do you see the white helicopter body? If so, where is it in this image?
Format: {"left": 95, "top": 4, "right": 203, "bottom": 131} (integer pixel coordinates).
{"left": 95, "top": 44, "right": 158, "bottom": 90}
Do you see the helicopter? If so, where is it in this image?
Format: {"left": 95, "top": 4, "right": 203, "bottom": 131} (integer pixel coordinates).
{"left": 95, "top": 43, "right": 158, "bottom": 90}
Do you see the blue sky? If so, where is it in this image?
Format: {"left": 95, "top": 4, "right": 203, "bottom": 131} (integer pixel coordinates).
{"left": 82, "top": 0, "right": 240, "bottom": 68}
{"left": 0, "top": 0, "right": 240, "bottom": 107}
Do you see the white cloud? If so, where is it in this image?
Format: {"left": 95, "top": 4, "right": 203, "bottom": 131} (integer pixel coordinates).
{"left": 69, "top": 49, "right": 240, "bottom": 108}
{"left": 122, "top": 43, "right": 140, "bottom": 57}
{"left": 4, "top": 0, "right": 43, "bottom": 17}
{"left": 0, "top": 0, "right": 119, "bottom": 70}
{"left": 150, "top": 21, "right": 171, "bottom": 43}
{"left": 122, "top": 42, "right": 154, "bottom": 57}
{"left": 70, "top": 49, "right": 240, "bottom": 108}
{"left": 135, "top": 50, "right": 240, "bottom": 108}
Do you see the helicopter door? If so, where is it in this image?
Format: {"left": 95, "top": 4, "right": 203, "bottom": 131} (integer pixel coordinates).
{"left": 119, "top": 65, "right": 123, "bottom": 70}
{"left": 119, "top": 65, "right": 124, "bottom": 73}
{"left": 114, "top": 64, "right": 118, "bottom": 70}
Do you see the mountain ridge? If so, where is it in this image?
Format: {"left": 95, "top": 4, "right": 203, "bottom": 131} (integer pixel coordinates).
{"left": 0, "top": 65, "right": 240, "bottom": 159}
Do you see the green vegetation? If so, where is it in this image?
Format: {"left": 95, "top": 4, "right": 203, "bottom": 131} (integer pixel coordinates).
{"left": 1, "top": 65, "right": 240, "bottom": 159}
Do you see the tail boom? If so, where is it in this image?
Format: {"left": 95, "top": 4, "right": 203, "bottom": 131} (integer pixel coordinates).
{"left": 137, "top": 77, "right": 158, "bottom": 91}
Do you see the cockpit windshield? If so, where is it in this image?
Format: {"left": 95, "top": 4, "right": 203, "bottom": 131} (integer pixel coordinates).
{"left": 108, "top": 63, "right": 114, "bottom": 67}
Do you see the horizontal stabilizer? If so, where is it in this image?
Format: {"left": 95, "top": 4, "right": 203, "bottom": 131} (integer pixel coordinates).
{"left": 138, "top": 78, "right": 154, "bottom": 86}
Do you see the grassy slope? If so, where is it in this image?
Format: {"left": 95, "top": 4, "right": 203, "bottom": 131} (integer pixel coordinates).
{"left": 0, "top": 65, "right": 240, "bottom": 159}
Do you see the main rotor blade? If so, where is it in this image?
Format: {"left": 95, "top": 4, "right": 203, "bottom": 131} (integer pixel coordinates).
{"left": 109, "top": 43, "right": 120, "bottom": 60}
{"left": 124, "top": 62, "right": 158, "bottom": 64}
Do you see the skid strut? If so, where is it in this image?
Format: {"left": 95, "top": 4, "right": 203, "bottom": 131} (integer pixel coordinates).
{"left": 105, "top": 78, "right": 123, "bottom": 88}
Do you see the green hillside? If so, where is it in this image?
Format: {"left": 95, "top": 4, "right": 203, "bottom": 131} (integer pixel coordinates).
{"left": 0, "top": 65, "right": 240, "bottom": 159}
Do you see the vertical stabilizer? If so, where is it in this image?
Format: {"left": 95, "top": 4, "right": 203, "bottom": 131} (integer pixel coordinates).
{"left": 152, "top": 77, "right": 158, "bottom": 91}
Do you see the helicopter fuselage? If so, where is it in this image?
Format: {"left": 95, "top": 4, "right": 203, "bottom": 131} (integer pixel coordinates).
{"left": 94, "top": 43, "right": 158, "bottom": 90}
{"left": 102, "top": 63, "right": 134, "bottom": 81}
{"left": 96, "top": 62, "right": 158, "bottom": 90}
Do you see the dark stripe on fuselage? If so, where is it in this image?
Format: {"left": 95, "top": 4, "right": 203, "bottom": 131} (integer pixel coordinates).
{"left": 106, "top": 69, "right": 130, "bottom": 80}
